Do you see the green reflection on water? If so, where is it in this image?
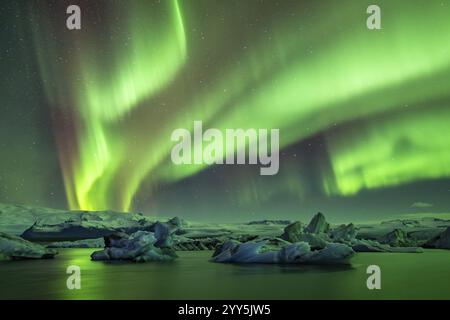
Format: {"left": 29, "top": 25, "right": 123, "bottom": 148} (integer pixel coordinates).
{"left": 0, "top": 249, "right": 449, "bottom": 299}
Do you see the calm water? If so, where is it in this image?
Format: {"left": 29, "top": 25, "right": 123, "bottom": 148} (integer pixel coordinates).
{"left": 0, "top": 249, "right": 449, "bottom": 299}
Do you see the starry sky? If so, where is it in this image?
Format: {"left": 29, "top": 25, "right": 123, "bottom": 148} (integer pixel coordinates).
{"left": 1, "top": 0, "right": 450, "bottom": 222}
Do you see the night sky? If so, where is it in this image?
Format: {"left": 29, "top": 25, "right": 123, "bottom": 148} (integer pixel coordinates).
{"left": 1, "top": 0, "right": 450, "bottom": 222}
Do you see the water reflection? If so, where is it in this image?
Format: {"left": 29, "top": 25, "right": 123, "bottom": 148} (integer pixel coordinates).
{"left": 0, "top": 249, "right": 449, "bottom": 299}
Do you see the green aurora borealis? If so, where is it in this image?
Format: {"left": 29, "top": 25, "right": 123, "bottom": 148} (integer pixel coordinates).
{"left": 1, "top": 0, "right": 450, "bottom": 222}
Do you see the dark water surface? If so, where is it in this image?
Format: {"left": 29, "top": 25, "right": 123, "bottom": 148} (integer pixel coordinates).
{"left": 0, "top": 249, "right": 449, "bottom": 299}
